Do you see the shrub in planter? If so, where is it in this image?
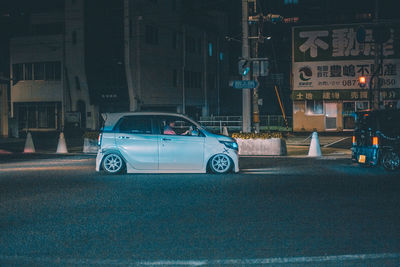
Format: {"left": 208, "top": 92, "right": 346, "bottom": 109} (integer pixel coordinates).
{"left": 231, "top": 132, "right": 287, "bottom": 156}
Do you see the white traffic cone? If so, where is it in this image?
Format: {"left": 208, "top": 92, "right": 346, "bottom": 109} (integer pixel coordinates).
{"left": 223, "top": 126, "right": 229, "bottom": 136}
{"left": 308, "top": 132, "right": 322, "bottom": 157}
{"left": 56, "top": 132, "right": 68, "bottom": 153}
{"left": 23, "top": 132, "right": 35, "bottom": 153}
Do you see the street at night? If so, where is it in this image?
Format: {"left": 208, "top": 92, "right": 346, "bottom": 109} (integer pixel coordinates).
{"left": 1, "top": 155, "right": 400, "bottom": 266}
{"left": 1, "top": 0, "right": 400, "bottom": 266}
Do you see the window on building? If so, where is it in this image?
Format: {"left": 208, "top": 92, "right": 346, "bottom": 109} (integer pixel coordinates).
{"left": 45, "top": 62, "right": 61, "bottom": 81}
{"left": 208, "top": 73, "right": 215, "bottom": 90}
{"left": 17, "top": 102, "right": 58, "bottom": 130}
{"left": 12, "top": 64, "right": 23, "bottom": 84}
{"left": 185, "top": 35, "right": 196, "bottom": 53}
{"left": 284, "top": 0, "right": 298, "bottom": 4}
{"left": 208, "top": 42, "right": 213, "bottom": 57}
{"left": 75, "top": 76, "right": 81, "bottom": 90}
{"left": 129, "top": 19, "right": 132, "bottom": 38}
{"left": 31, "top": 23, "right": 64, "bottom": 35}
{"left": 184, "top": 71, "right": 202, "bottom": 89}
{"left": 306, "top": 100, "right": 323, "bottom": 115}
{"left": 34, "top": 63, "right": 45, "bottom": 80}
{"left": 24, "top": 63, "right": 33, "bottom": 80}
{"left": 72, "top": 31, "right": 77, "bottom": 45}
{"left": 172, "top": 31, "right": 178, "bottom": 49}
{"left": 356, "top": 101, "right": 369, "bottom": 111}
{"left": 197, "top": 37, "right": 202, "bottom": 55}
{"left": 145, "top": 25, "right": 158, "bottom": 45}
{"left": 172, "top": 69, "right": 177, "bottom": 87}
{"left": 13, "top": 62, "right": 61, "bottom": 83}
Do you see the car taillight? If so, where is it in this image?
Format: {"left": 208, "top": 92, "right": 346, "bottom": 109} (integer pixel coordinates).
{"left": 98, "top": 133, "right": 103, "bottom": 146}
{"left": 352, "top": 136, "right": 356, "bottom": 146}
{"left": 372, "top": 136, "right": 379, "bottom": 147}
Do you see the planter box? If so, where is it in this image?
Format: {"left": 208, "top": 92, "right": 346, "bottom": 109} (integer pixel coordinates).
{"left": 236, "top": 138, "right": 287, "bottom": 156}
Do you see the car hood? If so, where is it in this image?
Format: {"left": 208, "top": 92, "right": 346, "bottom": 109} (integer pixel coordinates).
{"left": 204, "top": 131, "right": 236, "bottom": 142}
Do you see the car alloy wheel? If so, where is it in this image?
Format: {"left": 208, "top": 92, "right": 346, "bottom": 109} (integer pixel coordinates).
{"left": 210, "top": 154, "right": 232, "bottom": 174}
{"left": 382, "top": 151, "right": 400, "bottom": 171}
{"left": 103, "top": 153, "right": 125, "bottom": 174}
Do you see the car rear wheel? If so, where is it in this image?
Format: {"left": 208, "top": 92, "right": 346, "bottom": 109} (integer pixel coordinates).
{"left": 209, "top": 154, "right": 232, "bottom": 174}
{"left": 102, "top": 153, "right": 125, "bottom": 174}
{"left": 382, "top": 151, "right": 400, "bottom": 171}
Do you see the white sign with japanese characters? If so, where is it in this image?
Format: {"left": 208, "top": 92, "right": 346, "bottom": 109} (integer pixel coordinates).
{"left": 292, "top": 23, "right": 399, "bottom": 91}
{"left": 293, "top": 59, "right": 400, "bottom": 90}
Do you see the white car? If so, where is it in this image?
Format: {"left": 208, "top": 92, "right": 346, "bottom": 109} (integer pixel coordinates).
{"left": 96, "top": 112, "right": 239, "bottom": 174}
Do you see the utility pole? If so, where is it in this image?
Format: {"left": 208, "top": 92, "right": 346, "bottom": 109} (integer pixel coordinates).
{"left": 182, "top": 26, "right": 186, "bottom": 114}
{"left": 373, "top": 0, "right": 381, "bottom": 110}
{"left": 242, "top": 0, "right": 251, "bottom": 133}
{"left": 251, "top": 0, "right": 260, "bottom": 133}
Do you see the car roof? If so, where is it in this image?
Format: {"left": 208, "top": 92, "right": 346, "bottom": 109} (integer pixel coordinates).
{"left": 101, "top": 112, "right": 199, "bottom": 130}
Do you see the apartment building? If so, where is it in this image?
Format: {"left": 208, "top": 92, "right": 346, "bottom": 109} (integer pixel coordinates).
{"left": 8, "top": 0, "right": 228, "bottom": 135}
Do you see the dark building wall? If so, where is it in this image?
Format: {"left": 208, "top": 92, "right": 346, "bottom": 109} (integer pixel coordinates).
{"left": 84, "top": 0, "right": 129, "bottom": 113}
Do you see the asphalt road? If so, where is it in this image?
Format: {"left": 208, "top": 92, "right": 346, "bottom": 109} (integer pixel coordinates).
{"left": 1, "top": 155, "right": 400, "bottom": 266}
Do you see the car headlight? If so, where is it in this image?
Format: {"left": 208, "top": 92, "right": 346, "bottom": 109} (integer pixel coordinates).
{"left": 219, "top": 140, "right": 238, "bottom": 151}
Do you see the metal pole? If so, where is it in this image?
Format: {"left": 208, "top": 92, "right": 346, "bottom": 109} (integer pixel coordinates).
{"left": 182, "top": 26, "right": 186, "bottom": 114}
{"left": 203, "top": 32, "right": 209, "bottom": 116}
{"left": 242, "top": 0, "right": 251, "bottom": 133}
{"left": 373, "top": 0, "right": 380, "bottom": 110}
{"left": 216, "top": 36, "right": 220, "bottom": 116}
{"left": 136, "top": 16, "right": 142, "bottom": 111}
{"left": 124, "top": 0, "right": 136, "bottom": 111}
{"left": 252, "top": 0, "right": 260, "bottom": 133}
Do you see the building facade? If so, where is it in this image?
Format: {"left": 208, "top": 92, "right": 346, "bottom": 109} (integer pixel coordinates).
{"left": 291, "top": 23, "right": 400, "bottom": 132}
{"left": 8, "top": 0, "right": 228, "bottom": 136}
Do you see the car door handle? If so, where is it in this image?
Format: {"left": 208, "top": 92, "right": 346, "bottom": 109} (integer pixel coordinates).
{"left": 162, "top": 138, "right": 171, "bottom": 141}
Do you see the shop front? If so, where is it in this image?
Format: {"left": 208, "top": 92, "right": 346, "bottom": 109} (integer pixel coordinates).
{"left": 292, "top": 23, "right": 400, "bottom": 132}
{"left": 292, "top": 89, "right": 400, "bottom": 132}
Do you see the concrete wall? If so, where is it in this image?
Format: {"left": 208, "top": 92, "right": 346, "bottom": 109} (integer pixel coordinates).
{"left": 65, "top": 0, "right": 98, "bottom": 129}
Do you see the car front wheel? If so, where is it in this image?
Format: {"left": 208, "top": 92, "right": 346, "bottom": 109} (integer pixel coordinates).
{"left": 382, "top": 151, "right": 400, "bottom": 171}
{"left": 209, "top": 154, "right": 232, "bottom": 174}
{"left": 102, "top": 153, "right": 125, "bottom": 174}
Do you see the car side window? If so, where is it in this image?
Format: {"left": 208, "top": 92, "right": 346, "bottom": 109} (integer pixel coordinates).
{"left": 118, "top": 116, "right": 152, "bottom": 134}
{"left": 160, "top": 116, "right": 199, "bottom": 136}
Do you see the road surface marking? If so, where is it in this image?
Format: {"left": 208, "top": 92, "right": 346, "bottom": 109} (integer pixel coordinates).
{"left": 2, "top": 252, "right": 399, "bottom": 266}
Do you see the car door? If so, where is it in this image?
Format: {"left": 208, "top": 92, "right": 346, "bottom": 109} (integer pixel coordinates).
{"left": 158, "top": 116, "right": 205, "bottom": 171}
{"left": 115, "top": 115, "right": 158, "bottom": 170}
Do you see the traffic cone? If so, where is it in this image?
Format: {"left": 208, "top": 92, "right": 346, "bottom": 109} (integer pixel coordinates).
{"left": 56, "top": 132, "right": 68, "bottom": 153}
{"left": 23, "top": 132, "right": 35, "bottom": 153}
{"left": 308, "top": 132, "right": 322, "bottom": 157}
{"left": 223, "top": 126, "right": 229, "bottom": 136}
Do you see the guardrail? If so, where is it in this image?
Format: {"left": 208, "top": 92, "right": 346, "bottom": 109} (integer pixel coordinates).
{"left": 199, "top": 115, "right": 292, "bottom": 133}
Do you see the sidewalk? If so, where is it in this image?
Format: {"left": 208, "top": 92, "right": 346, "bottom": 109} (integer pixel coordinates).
{"left": 0, "top": 134, "right": 86, "bottom": 154}
{"left": 0, "top": 132, "right": 352, "bottom": 157}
